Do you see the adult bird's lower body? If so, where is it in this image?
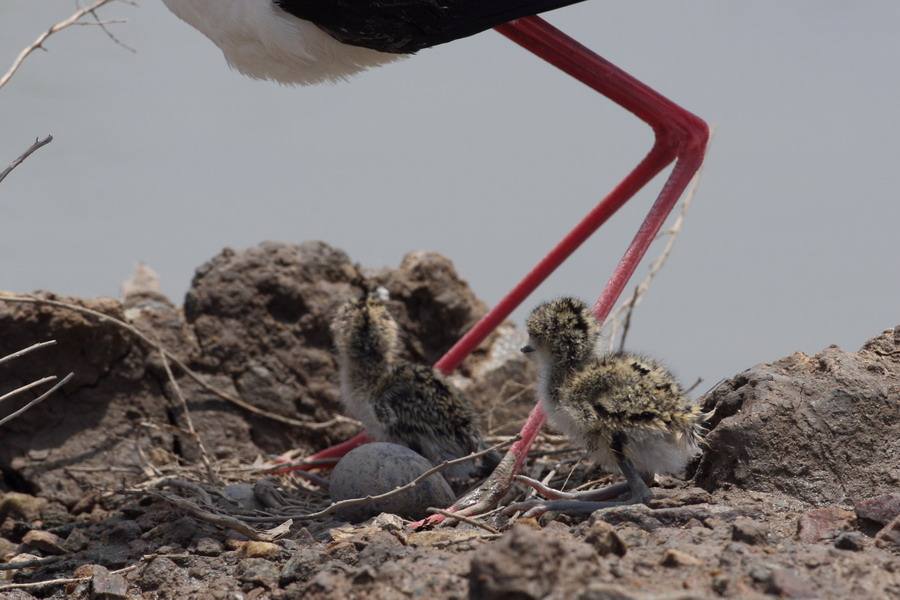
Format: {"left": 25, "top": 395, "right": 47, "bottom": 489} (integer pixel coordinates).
{"left": 287, "top": 13, "right": 708, "bottom": 522}
{"left": 419, "top": 15, "right": 709, "bottom": 525}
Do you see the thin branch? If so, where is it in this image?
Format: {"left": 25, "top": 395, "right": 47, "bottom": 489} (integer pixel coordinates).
{"left": 0, "top": 375, "right": 57, "bottom": 405}
{"left": 0, "top": 555, "right": 64, "bottom": 571}
{"left": 0, "top": 136, "right": 53, "bottom": 184}
{"left": 156, "top": 336, "right": 219, "bottom": 485}
{"left": 0, "top": 0, "right": 126, "bottom": 90}
{"left": 0, "top": 372, "right": 73, "bottom": 427}
{"left": 140, "top": 489, "right": 285, "bottom": 542}
{"left": 0, "top": 339, "right": 56, "bottom": 366}
{"left": 0, "top": 295, "right": 350, "bottom": 430}
{"left": 300, "top": 435, "right": 520, "bottom": 520}
{"left": 89, "top": 3, "right": 137, "bottom": 52}
{"left": 0, "top": 564, "right": 138, "bottom": 593}
{"left": 616, "top": 285, "right": 640, "bottom": 353}
{"left": 426, "top": 507, "right": 498, "bottom": 534}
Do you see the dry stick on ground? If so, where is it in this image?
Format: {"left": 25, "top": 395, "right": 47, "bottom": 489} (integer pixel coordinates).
{"left": 0, "top": 563, "right": 138, "bottom": 594}
{"left": 603, "top": 125, "right": 717, "bottom": 351}
{"left": 0, "top": 295, "right": 354, "bottom": 431}
{"left": 0, "top": 136, "right": 53, "bottom": 184}
{"left": 138, "top": 488, "right": 290, "bottom": 542}
{"left": 155, "top": 336, "right": 219, "bottom": 485}
{"left": 0, "top": 0, "right": 131, "bottom": 90}
{"left": 426, "top": 508, "right": 499, "bottom": 534}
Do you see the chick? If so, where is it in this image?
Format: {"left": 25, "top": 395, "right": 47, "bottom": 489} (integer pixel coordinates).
{"left": 330, "top": 291, "right": 494, "bottom": 482}
{"left": 505, "top": 297, "right": 704, "bottom": 516}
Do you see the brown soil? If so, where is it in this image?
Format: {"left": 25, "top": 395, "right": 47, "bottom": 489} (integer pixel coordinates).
{"left": 1, "top": 241, "right": 898, "bottom": 600}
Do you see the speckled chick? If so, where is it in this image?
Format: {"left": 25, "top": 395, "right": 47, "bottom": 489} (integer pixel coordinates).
{"left": 330, "top": 293, "right": 490, "bottom": 482}
{"left": 520, "top": 297, "right": 704, "bottom": 508}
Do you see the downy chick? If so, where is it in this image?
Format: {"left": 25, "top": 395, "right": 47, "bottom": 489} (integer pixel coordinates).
{"left": 507, "top": 297, "right": 704, "bottom": 515}
{"left": 331, "top": 292, "right": 494, "bottom": 482}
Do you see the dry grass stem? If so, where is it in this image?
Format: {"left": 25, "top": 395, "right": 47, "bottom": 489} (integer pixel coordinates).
{"left": 155, "top": 337, "right": 218, "bottom": 485}
{"left": 426, "top": 507, "right": 499, "bottom": 533}
{"left": 0, "top": 564, "right": 139, "bottom": 593}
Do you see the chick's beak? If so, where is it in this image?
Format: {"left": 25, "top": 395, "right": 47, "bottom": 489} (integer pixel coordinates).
{"left": 521, "top": 345, "right": 534, "bottom": 354}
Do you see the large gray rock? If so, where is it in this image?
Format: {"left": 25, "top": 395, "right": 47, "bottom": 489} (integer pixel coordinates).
{"left": 695, "top": 326, "right": 900, "bottom": 506}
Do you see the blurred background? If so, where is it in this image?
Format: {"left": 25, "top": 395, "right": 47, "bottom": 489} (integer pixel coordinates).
{"left": 2, "top": 1, "right": 899, "bottom": 390}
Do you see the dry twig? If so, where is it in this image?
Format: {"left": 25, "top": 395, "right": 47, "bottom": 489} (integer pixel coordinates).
{"left": 0, "top": 0, "right": 131, "bottom": 90}
{"left": 426, "top": 507, "right": 499, "bottom": 533}
{"left": 155, "top": 336, "right": 219, "bottom": 485}
{"left": 0, "top": 136, "right": 53, "bottom": 184}
{"left": 0, "top": 564, "right": 138, "bottom": 593}
{"left": 0, "top": 340, "right": 73, "bottom": 427}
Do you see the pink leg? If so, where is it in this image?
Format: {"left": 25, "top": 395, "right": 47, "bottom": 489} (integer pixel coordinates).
{"left": 269, "top": 431, "right": 373, "bottom": 473}
{"left": 418, "top": 16, "right": 708, "bottom": 526}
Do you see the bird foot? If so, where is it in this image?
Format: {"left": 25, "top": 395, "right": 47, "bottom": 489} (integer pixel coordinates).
{"left": 501, "top": 474, "right": 650, "bottom": 518}
{"left": 501, "top": 497, "right": 637, "bottom": 518}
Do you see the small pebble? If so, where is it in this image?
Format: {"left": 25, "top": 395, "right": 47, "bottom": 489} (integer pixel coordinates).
{"left": 855, "top": 493, "right": 900, "bottom": 526}
{"left": 584, "top": 521, "right": 626, "bottom": 557}
{"left": 92, "top": 567, "right": 129, "bottom": 599}
{"left": 22, "top": 530, "right": 67, "bottom": 555}
{"left": 660, "top": 548, "right": 703, "bottom": 567}
{"left": 834, "top": 531, "right": 867, "bottom": 551}
{"left": 731, "top": 518, "right": 769, "bottom": 546}
{"left": 796, "top": 507, "right": 854, "bottom": 543}
{"left": 236, "top": 558, "right": 279, "bottom": 588}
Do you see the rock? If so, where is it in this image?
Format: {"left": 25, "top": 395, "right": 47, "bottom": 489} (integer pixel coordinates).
{"left": 695, "top": 327, "right": 900, "bottom": 506}
{"left": 660, "top": 548, "right": 703, "bottom": 567}
{"left": 834, "top": 531, "right": 868, "bottom": 551}
{"left": 876, "top": 514, "right": 900, "bottom": 546}
{"left": 21, "top": 529, "right": 66, "bottom": 554}
{"left": 468, "top": 525, "right": 601, "bottom": 600}
{"left": 329, "top": 442, "right": 455, "bottom": 521}
{"left": 765, "top": 568, "right": 817, "bottom": 599}
{"left": 235, "top": 558, "right": 280, "bottom": 588}
{"left": 575, "top": 584, "right": 636, "bottom": 600}
{"left": 193, "top": 536, "right": 224, "bottom": 556}
{"left": 90, "top": 565, "right": 129, "bottom": 599}
{"left": 280, "top": 548, "right": 327, "bottom": 585}
{"left": 855, "top": 492, "right": 900, "bottom": 525}
{"left": 138, "top": 557, "right": 181, "bottom": 591}
{"left": 584, "top": 520, "right": 626, "bottom": 557}
{"left": 795, "top": 507, "right": 855, "bottom": 543}
{"left": 731, "top": 517, "right": 769, "bottom": 546}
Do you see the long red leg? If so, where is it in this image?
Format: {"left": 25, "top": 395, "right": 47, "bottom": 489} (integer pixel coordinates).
{"left": 419, "top": 15, "right": 708, "bottom": 525}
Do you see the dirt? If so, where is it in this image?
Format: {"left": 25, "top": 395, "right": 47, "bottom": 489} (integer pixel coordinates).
{"left": 1, "top": 240, "right": 898, "bottom": 600}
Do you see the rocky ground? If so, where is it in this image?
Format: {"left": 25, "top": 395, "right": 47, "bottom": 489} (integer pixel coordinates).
{"left": 0, "top": 240, "right": 898, "bottom": 600}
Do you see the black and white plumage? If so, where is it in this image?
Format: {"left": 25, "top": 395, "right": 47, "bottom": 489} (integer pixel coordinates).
{"left": 162, "top": 0, "right": 587, "bottom": 84}
{"left": 506, "top": 297, "right": 704, "bottom": 516}
{"left": 330, "top": 292, "right": 493, "bottom": 481}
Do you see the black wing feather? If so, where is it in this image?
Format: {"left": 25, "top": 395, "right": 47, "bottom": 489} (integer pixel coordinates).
{"left": 274, "top": 0, "right": 589, "bottom": 53}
